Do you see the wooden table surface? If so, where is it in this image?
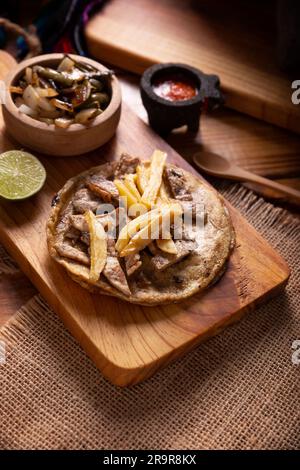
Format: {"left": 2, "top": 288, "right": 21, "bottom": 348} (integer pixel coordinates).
{"left": 0, "top": 70, "right": 299, "bottom": 328}
{"left": 86, "top": 0, "right": 300, "bottom": 134}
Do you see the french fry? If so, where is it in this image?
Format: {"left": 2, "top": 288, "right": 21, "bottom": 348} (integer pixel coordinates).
{"left": 114, "top": 179, "right": 139, "bottom": 208}
{"left": 119, "top": 205, "right": 179, "bottom": 257}
{"left": 127, "top": 202, "right": 148, "bottom": 220}
{"left": 156, "top": 180, "right": 170, "bottom": 205}
{"left": 124, "top": 174, "right": 142, "bottom": 201}
{"left": 85, "top": 210, "right": 107, "bottom": 282}
{"left": 157, "top": 238, "right": 178, "bottom": 254}
{"left": 158, "top": 180, "right": 170, "bottom": 203}
{"left": 136, "top": 162, "right": 150, "bottom": 194}
{"left": 141, "top": 150, "right": 167, "bottom": 207}
{"left": 116, "top": 208, "right": 160, "bottom": 253}
{"left": 119, "top": 211, "right": 164, "bottom": 257}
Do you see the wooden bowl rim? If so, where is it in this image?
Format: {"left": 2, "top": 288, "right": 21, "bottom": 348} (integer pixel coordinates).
{"left": 3, "top": 53, "right": 121, "bottom": 134}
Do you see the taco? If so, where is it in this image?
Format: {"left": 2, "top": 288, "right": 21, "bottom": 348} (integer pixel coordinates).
{"left": 47, "top": 151, "right": 234, "bottom": 305}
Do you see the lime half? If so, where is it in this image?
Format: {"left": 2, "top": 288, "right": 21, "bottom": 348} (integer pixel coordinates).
{"left": 0, "top": 150, "right": 46, "bottom": 200}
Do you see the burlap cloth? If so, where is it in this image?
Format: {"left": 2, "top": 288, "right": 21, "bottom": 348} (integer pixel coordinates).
{"left": 0, "top": 185, "right": 299, "bottom": 450}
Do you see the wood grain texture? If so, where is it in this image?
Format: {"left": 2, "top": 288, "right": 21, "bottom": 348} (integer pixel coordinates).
{"left": 85, "top": 0, "right": 300, "bottom": 134}
{"left": 0, "top": 100, "right": 290, "bottom": 386}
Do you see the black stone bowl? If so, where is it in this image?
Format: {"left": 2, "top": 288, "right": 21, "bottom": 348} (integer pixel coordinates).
{"left": 140, "top": 63, "right": 223, "bottom": 135}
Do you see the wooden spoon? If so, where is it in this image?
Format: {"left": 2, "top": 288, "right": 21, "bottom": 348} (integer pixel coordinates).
{"left": 193, "top": 151, "right": 300, "bottom": 206}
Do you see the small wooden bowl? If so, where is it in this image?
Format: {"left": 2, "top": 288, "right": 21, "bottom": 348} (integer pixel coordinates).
{"left": 2, "top": 53, "right": 122, "bottom": 156}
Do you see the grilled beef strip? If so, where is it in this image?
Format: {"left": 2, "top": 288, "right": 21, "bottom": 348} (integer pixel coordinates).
{"left": 125, "top": 253, "right": 142, "bottom": 277}
{"left": 103, "top": 237, "right": 131, "bottom": 295}
{"left": 53, "top": 200, "right": 89, "bottom": 264}
{"left": 114, "top": 153, "right": 140, "bottom": 178}
{"left": 150, "top": 239, "right": 196, "bottom": 272}
{"left": 164, "top": 167, "right": 193, "bottom": 201}
{"left": 72, "top": 188, "right": 102, "bottom": 214}
{"left": 87, "top": 175, "right": 119, "bottom": 202}
{"left": 70, "top": 214, "right": 88, "bottom": 232}
{"left": 69, "top": 208, "right": 122, "bottom": 234}
{"left": 55, "top": 242, "right": 90, "bottom": 266}
{"left": 65, "top": 226, "right": 81, "bottom": 242}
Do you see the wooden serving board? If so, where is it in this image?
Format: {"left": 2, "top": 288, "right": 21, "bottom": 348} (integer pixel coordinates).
{"left": 0, "top": 101, "right": 290, "bottom": 386}
{"left": 85, "top": 0, "right": 300, "bottom": 134}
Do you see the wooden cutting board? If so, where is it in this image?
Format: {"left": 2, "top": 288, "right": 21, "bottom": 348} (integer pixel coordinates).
{"left": 85, "top": 0, "right": 300, "bottom": 134}
{"left": 0, "top": 114, "right": 290, "bottom": 387}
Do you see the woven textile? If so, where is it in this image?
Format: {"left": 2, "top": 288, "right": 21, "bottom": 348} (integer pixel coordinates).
{"left": 0, "top": 185, "right": 299, "bottom": 449}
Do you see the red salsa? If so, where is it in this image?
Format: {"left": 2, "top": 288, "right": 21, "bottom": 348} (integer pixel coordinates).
{"left": 153, "top": 73, "right": 198, "bottom": 102}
